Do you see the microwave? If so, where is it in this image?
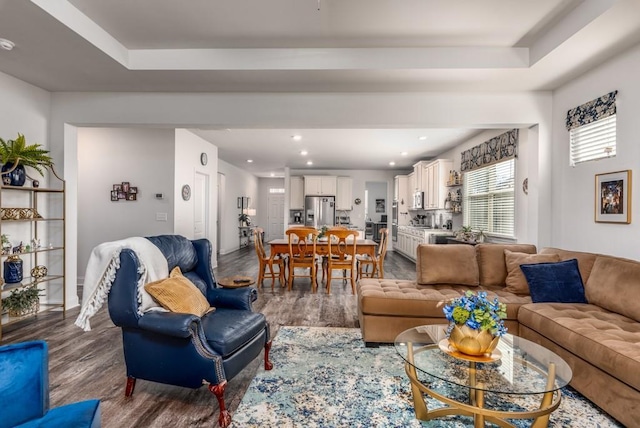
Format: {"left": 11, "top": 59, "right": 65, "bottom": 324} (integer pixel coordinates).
{"left": 413, "top": 191, "right": 424, "bottom": 210}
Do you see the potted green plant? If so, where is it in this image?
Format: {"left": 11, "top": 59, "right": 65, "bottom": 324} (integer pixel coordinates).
{"left": 456, "top": 225, "right": 474, "bottom": 241}
{"left": 2, "top": 284, "right": 43, "bottom": 317}
{"left": 238, "top": 213, "right": 251, "bottom": 226}
{"left": 0, "top": 133, "right": 54, "bottom": 186}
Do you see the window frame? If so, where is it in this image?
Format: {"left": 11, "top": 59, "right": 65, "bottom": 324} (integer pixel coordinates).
{"left": 569, "top": 114, "right": 617, "bottom": 166}
{"left": 462, "top": 158, "right": 516, "bottom": 239}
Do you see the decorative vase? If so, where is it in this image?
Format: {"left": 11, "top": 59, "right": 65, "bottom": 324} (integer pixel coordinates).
{"left": 3, "top": 254, "right": 24, "bottom": 284}
{"left": 1, "top": 163, "right": 26, "bottom": 186}
{"left": 9, "top": 301, "right": 39, "bottom": 318}
{"left": 448, "top": 324, "right": 500, "bottom": 356}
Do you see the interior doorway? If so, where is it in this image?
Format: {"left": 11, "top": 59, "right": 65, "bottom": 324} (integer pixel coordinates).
{"left": 194, "top": 172, "right": 209, "bottom": 240}
{"left": 217, "top": 172, "right": 225, "bottom": 255}
{"left": 267, "top": 193, "right": 285, "bottom": 242}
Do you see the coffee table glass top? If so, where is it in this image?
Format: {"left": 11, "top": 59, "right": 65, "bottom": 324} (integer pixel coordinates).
{"left": 394, "top": 325, "right": 572, "bottom": 395}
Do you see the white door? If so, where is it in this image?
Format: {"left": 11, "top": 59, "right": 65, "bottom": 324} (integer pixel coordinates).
{"left": 194, "top": 172, "right": 209, "bottom": 240}
{"left": 267, "top": 194, "right": 285, "bottom": 242}
{"left": 217, "top": 173, "right": 225, "bottom": 255}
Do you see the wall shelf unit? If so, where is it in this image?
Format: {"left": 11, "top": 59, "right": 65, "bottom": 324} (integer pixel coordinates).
{"left": 0, "top": 168, "right": 66, "bottom": 340}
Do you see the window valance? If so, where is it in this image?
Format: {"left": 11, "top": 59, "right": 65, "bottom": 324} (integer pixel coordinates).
{"left": 460, "top": 129, "right": 518, "bottom": 173}
{"left": 565, "top": 90, "right": 617, "bottom": 131}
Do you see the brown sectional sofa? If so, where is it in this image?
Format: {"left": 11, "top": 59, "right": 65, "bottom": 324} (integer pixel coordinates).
{"left": 357, "top": 243, "right": 640, "bottom": 427}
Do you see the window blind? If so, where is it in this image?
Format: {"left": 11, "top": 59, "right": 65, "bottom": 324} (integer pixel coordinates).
{"left": 463, "top": 159, "right": 515, "bottom": 237}
{"left": 570, "top": 115, "right": 616, "bottom": 166}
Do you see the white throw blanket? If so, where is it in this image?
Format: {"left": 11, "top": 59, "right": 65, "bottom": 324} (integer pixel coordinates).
{"left": 75, "top": 237, "right": 169, "bottom": 331}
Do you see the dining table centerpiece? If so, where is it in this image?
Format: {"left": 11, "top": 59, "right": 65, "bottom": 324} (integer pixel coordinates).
{"left": 443, "top": 290, "right": 507, "bottom": 356}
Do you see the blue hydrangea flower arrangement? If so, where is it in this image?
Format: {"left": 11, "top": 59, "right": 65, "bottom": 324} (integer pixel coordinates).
{"left": 443, "top": 290, "right": 508, "bottom": 337}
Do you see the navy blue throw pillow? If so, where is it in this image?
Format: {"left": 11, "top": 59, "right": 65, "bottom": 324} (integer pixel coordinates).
{"left": 520, "top": 259, "right": 588, "bottom": 304}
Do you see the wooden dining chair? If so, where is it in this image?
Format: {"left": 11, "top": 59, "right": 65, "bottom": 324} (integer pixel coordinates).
{"left": 326, "top": 229, "right": 359, "bottom": 294}
{"left": 358, "top": 228, "right": 389, "bottom": 279}
{"left": 253, "top": 227, "right": 286, "bottom": 290}
{"left": 286, "top": 227, "right": 320, "bottom": 293}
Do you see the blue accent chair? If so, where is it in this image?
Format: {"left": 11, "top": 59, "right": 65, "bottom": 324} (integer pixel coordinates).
{"left": 0, "top": 340, "right": 101, "bottom": 428}
{"left": 107, "top": 235, "right": 272, "bottom": 428}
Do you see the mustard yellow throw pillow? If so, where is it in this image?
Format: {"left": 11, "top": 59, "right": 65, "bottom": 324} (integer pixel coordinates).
{"left": 504, "top": 250, "right": 560, "bottom": 295}
{"left": 145, "top": 266, "right": 212, "bottom": 316}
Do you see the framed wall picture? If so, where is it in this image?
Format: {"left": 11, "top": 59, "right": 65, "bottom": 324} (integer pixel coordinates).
{"left": 595, "top": 170, "right": 631, "bottom": 223}
{"left": 111, "top": 190, "right": 118, "bottom": 201}
{"left": 375, "top": 199, "right": 385, "bottom": 213}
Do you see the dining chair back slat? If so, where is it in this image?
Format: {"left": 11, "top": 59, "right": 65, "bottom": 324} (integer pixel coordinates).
{"left": 286, "top": 227, "right": 320, "bottom": 293}
{"left": 325, "top": 229, "right": 359, "bottom": 294}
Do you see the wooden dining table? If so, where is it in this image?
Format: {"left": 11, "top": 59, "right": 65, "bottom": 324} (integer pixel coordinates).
{"left": 268, "top": 238, "right": 379, "bottom": 259}
{"left": 268, "top": 238, "right": 379, "bottom": 285}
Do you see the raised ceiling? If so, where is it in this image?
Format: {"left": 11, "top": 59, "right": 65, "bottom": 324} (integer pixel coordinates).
{"left": 1, "top": 0, "right": 639, "bottom": 175}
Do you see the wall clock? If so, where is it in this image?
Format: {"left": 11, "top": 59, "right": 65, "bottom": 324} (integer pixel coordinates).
{"left": 354, "top": 198, "right": 362, "bottom": 205}
{"left": 200, "top": 152, "right": 208, "bottom": 166}
{"left": 522, "top": 178, "right": 528, "bottom": 195}
{"left": 182, "top": 184, "right": 191, "bottom": 201}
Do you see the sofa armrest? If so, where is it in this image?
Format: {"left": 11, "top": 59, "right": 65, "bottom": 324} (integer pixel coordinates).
{"left": 208, "top": 287, "right": 257, "bottom": 311}
{"left": 138, "top": 311, "right": 200, "bottom": 338}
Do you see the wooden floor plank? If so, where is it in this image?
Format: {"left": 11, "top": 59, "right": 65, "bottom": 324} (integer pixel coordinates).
{"left": 0, "top": 245, "right": 416, "bottom": 427}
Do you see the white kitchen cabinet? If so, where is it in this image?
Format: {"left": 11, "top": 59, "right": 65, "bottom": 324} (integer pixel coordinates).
{"left": 424, "top": 159, "right": 453, "bottom": 209}
{"left": 394, "top": 175, "right": 408, "bottom": 207}
{"left": 412, "top": 161, "right": 429, "bottom": 192}
{"left": 304, "top": 175, "right": 337, "bottom": 196}
{"left": 336, "top": 177, "right": 353, "bottom": 210}
{"left": 290, "top": 176, "right": 304, "bottom": 209}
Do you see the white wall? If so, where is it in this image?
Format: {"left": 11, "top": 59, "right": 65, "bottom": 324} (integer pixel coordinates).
{"left": 218, "top": 159, "right": 258, "bottom": 254}
{"left": 174, "top": 129, "right": 219, "bottom": 268}
{"left": 76, "top": 127, "right": 176, "bottom": 280}
{"left": 551, "top": 42, "right": 640, "bottom": 259}
{"left": 0, "top": 72, "right": 50, "bottom": 157}
{"left": 365, "top": 181, "right": 388, "bottom": 223}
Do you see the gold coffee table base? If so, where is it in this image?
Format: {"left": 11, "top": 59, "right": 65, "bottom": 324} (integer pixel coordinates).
{"left": 405, "top": 342, "right": 562, "bottom": 428}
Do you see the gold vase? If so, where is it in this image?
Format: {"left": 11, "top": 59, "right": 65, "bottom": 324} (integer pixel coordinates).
{"left": 448, "top": 324, "right": 500, "bottom": 356}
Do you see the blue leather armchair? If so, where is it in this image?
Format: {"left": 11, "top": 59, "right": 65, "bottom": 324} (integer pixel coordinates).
{"left": 0, "top": 340, "right": 101, "bottom": 428}
{"left": 107, "top": 235, "right": 272, "bottom": 427}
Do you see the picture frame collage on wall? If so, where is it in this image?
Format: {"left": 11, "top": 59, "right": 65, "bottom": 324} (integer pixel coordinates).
{"left": 111, "top": 181, "right": 138, "bottom": 202}
{"left": 595, "top": 170, "right": 631, "bottom": 223}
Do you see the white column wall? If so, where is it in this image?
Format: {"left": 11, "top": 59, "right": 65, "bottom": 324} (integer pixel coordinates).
{"left": 551, "top": 43, "right": 640, "bottom": 259}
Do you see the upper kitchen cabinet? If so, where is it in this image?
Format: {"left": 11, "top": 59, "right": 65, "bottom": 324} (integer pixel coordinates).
{"left": 394, "top": 175, "right": 408, "bottom": 207}
{"left": 290, "top": 176, "right": 304, "bottom": 209}
{"left": 424, "top": 159, "right": 453, "bottom": 209}
{"left": 304, "top": 175, "right": 337, "bottom": 196}
{"left": 336, "top": 177, "right": 353, "bottom": 210}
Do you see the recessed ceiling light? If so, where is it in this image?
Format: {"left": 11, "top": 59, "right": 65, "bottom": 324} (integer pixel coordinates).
{"left": 247, "top": 159, "right": 253, "bottom": 163}
{"left": 0, "top": 38, "right": 15, "bottom": 51}
{"left": 389, "top": 161, "right": 396, "bottom": 166}
{"left": 306, "top": 160, "right": 313, "bottom": 166}
{"left": 270, "top": 172, "right": 275, "bottom": 177}
{"left": 292, "top": 135, "right": 302, "bottom": 141}
{"left": 419, "top": 136, "right": 428, "bottom": 141}
{"left": 400, "top": 151, "right": 408, "bottom": 156}
{"left": 300, "top": 150, "right": 308, "bottom": 156}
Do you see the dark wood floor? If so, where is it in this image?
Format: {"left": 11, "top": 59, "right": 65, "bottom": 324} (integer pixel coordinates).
{"left": 0, "top": 246, "right": 416, "bottom": 427}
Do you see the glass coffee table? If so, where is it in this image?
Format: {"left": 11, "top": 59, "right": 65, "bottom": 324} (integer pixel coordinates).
{"left": 395, "top": 325, "right": 572, "bottom": 428}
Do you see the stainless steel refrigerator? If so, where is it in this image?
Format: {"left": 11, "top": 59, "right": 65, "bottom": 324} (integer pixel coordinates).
{"left": 305, "top": 196, "right": 336, "bottom": 228}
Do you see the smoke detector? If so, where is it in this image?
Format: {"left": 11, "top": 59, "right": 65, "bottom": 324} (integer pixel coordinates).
{"left": 0, "top": 38, "right": 15, "bottom": 51}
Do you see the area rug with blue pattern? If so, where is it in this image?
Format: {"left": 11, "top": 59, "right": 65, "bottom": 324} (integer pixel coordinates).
{"left": 232, "top": 326, "right": 621, "bottom": 427}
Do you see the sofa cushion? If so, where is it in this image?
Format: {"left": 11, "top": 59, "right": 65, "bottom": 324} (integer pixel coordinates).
{"left": 585, "top": 255, "right": 640, "bottom": 322}
{"left": 520, "top": 259, "right": 587, "bottom": 303}
{"left": 518, "top": 303, "right": 640, "bottom": 391}
{"left": 201, "top": 308, "right": 267, "bottom": 357}
{"left": 504, "top": 250, "right": 560, "bottom": 295}
{"left": 144, "top": 267, "right": 212, "bottom": 317}
{"left": 416, "top": 244, "right": 479, "bottom": 286}
{"left": 539, "top": 247, "right": 598, "bottom": 284}
{"left": 357, "top": 278, "right": 530, "bottom": 321}
{"left": 476, "top": 244, "right": 537, "bottom": 287}
{"left": 146, "top": 235, "right": 198, "bottom": 273}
